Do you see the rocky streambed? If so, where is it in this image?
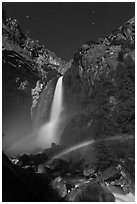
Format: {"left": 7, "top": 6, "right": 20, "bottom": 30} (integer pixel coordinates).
{"left": 3, "top": 141, "right": 134, "bottom": 202}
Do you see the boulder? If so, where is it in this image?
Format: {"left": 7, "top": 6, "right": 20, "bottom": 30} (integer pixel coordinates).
{"left": 63, "top": 181, "right": 115, "bottom": 202}
{"left": 50, "top": 177, "right": 67, "bottom": 199}
{"left": 83, "top": 164, "right": 96, "bottom": 177}
{"left": 99, "top": 166, "right": 120, "bottom": 181}
{"left": 2, "top": 152, "right": 38, "bottom": 201}
{"left": 18, "top": 154, "right": 30, "bottom": 166}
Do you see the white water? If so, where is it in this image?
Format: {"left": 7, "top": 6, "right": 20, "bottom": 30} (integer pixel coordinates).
{"left": 114, "top": 193, "right": 135, "bottom": 202}
{"left": 108, "top": 185, "right": 135, "bottom": 202}
{"left": 50, "top": 76, "right": 63, "bottom": 121}
{"left": 37, "top": 76, "right": 63, "bottom": 148}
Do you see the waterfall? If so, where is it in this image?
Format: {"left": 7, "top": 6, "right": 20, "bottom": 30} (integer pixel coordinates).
{"left": 37, "top": 76, "right": 64, "bottom": 148}
{"left": 50, "top": 76, "right": 63, "bottom": 121}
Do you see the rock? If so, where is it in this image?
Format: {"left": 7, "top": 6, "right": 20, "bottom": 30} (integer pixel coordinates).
{"left": 50, "top": 177, "right": 67, "bottom": 199}
{"left": 26, "top": 153, "right": 48, "bottom": 168}
{"left": 50, "top": 158, "right": 69, "bottom": 172}
{"left": 31, "top": 78, "right": 57, "bottom": 130}
{"left": 2, "top": 15, "right": 70, "bottom": 75}
{"left": 99, "top": 166, "right": 120, "bottom": 181}
{"left": 65, "top": 180, "right": 75, "bottom": 191}
{"left": 18, "top": 154, "right": 30, "bottom": 166}
{"left": 3, "top": 151, "right": 62, "bottom": 201}
{"left": 36, "top": 164, "right": 45, "bottom": 174}
{"left": 2, "top": 152, "right": 38, "bottom": 201}
{"left": 123, "top": 158, "right": 135, "bottom": 181}
{"left": 63, "top": 181, "right": 115, "bottom": 202}
{"left": 83, "top": 164, "right": 96, "bottom": 177}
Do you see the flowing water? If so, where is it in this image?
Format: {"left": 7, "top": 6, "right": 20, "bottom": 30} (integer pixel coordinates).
{"left": 37, "top": 76, "right": 64, "bottom": 148}
{"left": 50, "top": 76, "right": 63, "bottom": 121}
{"left": 107, "top": 185, "right": 135, "bottom": 202}
{"left": 114, "top": 193, "right": 135, "bottom": 202}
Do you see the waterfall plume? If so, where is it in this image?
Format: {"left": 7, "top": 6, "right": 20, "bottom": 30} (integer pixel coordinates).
{"left": 37, "top": 76, "right": 64, "bottom": 148}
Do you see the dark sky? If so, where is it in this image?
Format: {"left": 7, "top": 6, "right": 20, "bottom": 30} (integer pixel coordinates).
{"left": 3, "top": 2, "right": 135, "bottom": 60}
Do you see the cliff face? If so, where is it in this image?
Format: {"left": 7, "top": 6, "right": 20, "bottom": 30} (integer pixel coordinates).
{"left": 61, "top": 18, "right": 135, "bottom": 147}
{"left": 2, "top": 15, "right": 70, "bottom": 153}
{"left": 2, "top": 49, "right": 38, "bottom": 150}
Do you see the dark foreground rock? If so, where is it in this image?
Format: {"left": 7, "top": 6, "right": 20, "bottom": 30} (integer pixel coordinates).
{"left": 2, "top": 152, "right": 61, "bottom": 201}
{"left": 50, "top": 177, "right": 68, "bottom": 199}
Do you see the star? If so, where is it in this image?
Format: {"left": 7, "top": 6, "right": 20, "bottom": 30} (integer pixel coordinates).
{"left": 26, "top": 15, "right": 29, "bottom": 19}
{"left": 92, "top": 10, "right": 95, "bottom": 14}
{"left": 92, "top": 22, "right": 95, "bottom": 25}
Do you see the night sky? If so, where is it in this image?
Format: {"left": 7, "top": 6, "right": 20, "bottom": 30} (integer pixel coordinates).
{"left": 3, "top": 2, "right": 135, "bottom": 60}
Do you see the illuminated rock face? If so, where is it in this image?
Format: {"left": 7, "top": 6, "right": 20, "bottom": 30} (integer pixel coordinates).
{"left": 2, "top": 50, "right": 38, "bottom": 153}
